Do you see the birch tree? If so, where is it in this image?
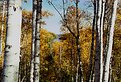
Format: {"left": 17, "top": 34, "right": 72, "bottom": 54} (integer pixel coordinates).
{"left": 31, "top": 0, "right": 42, "bottom": 82}
{"left": 30, "top": 0, "right": 37, "bottom": 82}
{"left": 94, "top": 0, "right": 104, "bottom": 82}
{"left": 102, "top": 0, "right": 118, "bottom": 82}
{"left": 33, "top": 0, "right": 42, "bottom": 82}
{"left": 2, "top": 0, "right": 22, "bottom": 82}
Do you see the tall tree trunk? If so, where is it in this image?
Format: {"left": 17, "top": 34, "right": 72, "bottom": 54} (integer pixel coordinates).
{"left": 102, "top": 0, "right": 118, "bottom": 82}
{"left": 2, "top": 0, "right": 22, "bottom": 82}
{"left": 86, "top": 1, "right": 96, "bottom": 82}
{"left": 33, "top": 0, "right": 42, "bottom": 82}
{"left": 30, "top": 0, "right": 37, "bottom": 82}
{"left": 94, "top": 0, "right": 104, "bottom": 82}
{"left": 31, "top": 0, "right": 42, "bottom": 82}
{"left": 75, "top": 1, "right": 83, "bottom": 82}
{"left": 100, "top": 0, "right": 106, "bottom": 82}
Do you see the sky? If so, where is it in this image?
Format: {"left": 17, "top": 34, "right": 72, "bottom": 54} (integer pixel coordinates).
{"left": 22, "top": 0, "right": 90, "bottom": 34}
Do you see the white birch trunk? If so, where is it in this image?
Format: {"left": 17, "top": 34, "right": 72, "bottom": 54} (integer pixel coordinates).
{"left": 31, "top": 0, "right": 41, "bottom": 82}
{"left": 2, "top": 0, "right": 22, "bottom": 82}
{"left": 103, "top": 0, "right": 118, "bottom": 82}
{"left": 100, "top": 0, "right": 106, "bottom": 82}
{"left": 30, "top": 0, "right": 37, "bottom": 82}
{"left": 33, "top": 0, "right": 41, "bottom": 82}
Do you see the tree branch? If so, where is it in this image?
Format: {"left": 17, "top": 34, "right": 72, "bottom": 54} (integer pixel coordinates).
{"left": 48, "top": 0, "right": 77, "bottom": 38}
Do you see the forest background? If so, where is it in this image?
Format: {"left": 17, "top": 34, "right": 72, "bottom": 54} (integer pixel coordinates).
{"left": 0, "top": 0, "right": 121, "bottom": 82}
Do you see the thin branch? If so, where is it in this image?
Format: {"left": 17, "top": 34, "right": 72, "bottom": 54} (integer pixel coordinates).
{"left": 65, "top": 24, "right": 77, "bottom": 38}
{"left": 48, "top": 0, "right": 77, "bottom": 38}
{"left": 48, "top": 1, "right": 64, "bottom": 20}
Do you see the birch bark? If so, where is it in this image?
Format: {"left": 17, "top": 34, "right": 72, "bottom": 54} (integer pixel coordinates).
{"left": 2, "top": 0, "right": 22, "bottom": 82}
{"left": 103, "top": 0, "right": 118, "bottom": 82}
{"left": 33, "top": 0, "right": 42, "bottom": 82}
{"left": 30, "top": 0, "right": 37, "bottom": 82}
{"left": 100, "top": 0, "right": 106, "bottom": 82}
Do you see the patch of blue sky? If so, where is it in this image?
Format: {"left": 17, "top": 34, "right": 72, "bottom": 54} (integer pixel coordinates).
{"left": 22, "top": 0, "right": 32, "bottom": 11}
{"left": 22, "top": 0, "right": 92, "bottom": 34}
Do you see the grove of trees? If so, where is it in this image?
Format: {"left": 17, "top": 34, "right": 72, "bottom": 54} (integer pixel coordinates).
{"left": 0, "top": 0, "right": 121, "bottom": 82}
